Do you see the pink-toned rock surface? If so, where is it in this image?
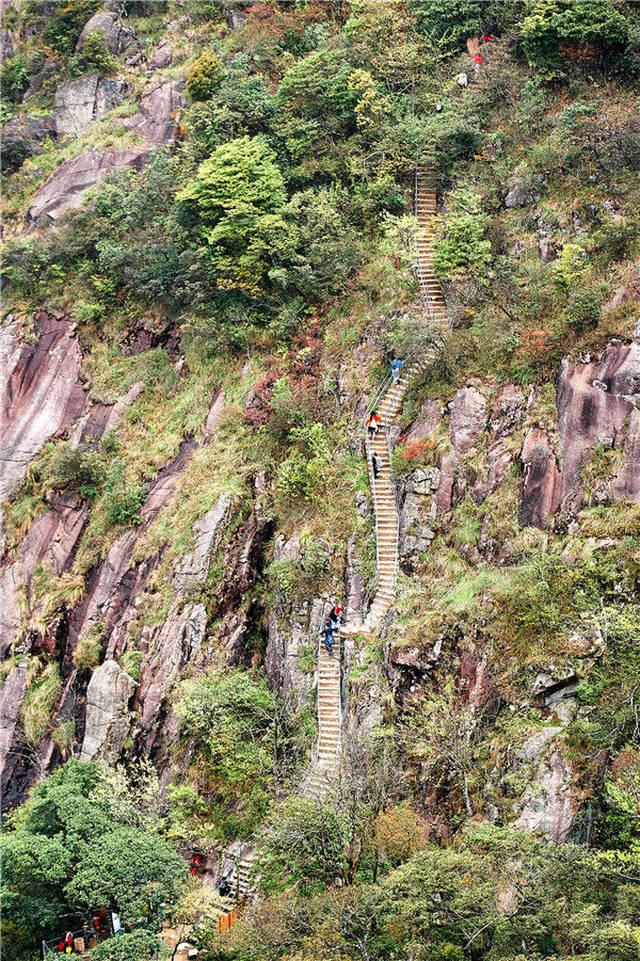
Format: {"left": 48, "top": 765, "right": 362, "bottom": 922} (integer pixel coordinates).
{"left": 515, "top": 749, "right": 577, "bottom": 841}
{"left": 28, "top": 148, "right": 149, "bottom": 223}
{"left": 0, "top": 661, "right": 28, "bottom": 777}
{"left": 136, "top": 603, "right": 207, "bottom": 731}
{"left": 521, "top": 339, "right": 640, "bottom": 527}
{"left": 519, "top": 427, "right": 563, "bottom": 528}
{"left": 0, "top": 493, "right": 88, "bottom": 657}
{"left": 436, "top": 385, "right": 488, "bottom": 512}
{"left": 0, "top": 314, "right": 87, "bottom": 502}
{"left": 557, "top": 340, "right": 640, "bottom": 501}
{"left": 69, "top": 442, "right": 196, "bottom": 648}
{"left": 486, "top": 385, "right": 525, "bottom": 493}
{"left": 403, "top": 398, "right": 442, "bottom": 445}
{"left": 123, "top": 78, "right": 186, "bottom": 145}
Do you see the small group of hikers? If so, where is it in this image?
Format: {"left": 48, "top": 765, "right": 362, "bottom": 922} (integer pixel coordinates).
{"left": 320, "top": 604, "right": 343, "bottom": 657}
{"left": 364, "top": 356, "right": 404, "bottom": 479}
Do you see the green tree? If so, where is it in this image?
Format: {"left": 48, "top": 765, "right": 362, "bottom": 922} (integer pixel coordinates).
{"left": 257, "top": 799, "right": 347, "bottom": 894}
{"left": 1, "top": 761, "right": 188, "bottom": 954}
{"left": 186, "top": 49, "right": 224, "bottom": 101}
{"left": 521, "top": 0, "right": 632, "bottom": 75}
{"left": 66, "top": 826, "right": 185, "bottom": 924}
{"left": 432, "top": 187, "right": 492, "bottom": 285}
{"left": 176, "top": 136, "right": 290, "bottom": 296}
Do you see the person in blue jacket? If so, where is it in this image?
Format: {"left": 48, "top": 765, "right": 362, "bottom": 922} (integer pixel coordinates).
{"left": 391, "top": 357, "right": 404, "bottom": 384}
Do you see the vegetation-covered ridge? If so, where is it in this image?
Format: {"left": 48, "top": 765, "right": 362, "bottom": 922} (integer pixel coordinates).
{"left": 1, "top": 1, "right": 640, "bottom": 960}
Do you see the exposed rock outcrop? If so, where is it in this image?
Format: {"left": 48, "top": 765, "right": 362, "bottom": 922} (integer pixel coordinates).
{"left": 54, "top": 75, "right": 131, "bottom": 137}
{"left": 521, "top": 338, "right": 640, "bottom": 527}
{"left": 520, "top": 427, "right": 562, "bottom": 528}
{"left": 0, "top": 314, "right": 87, "bottom": 502}
{"left": 76, "top": 10, "right": 134, "bottom": 54}
{"left": 79, "top": 659, "right": 136, "bottom": 763}
{"left": 149, "top": 39, "right": 173, "bottom": 71}
{"left": 1, "top": 113, "right": 56, "bottom": 173}
{"left": 136, "top": 603, "right": 207, "bottom": 732}
{"left": 0, "top": 661, "right": 28, "bottom": 777}
{"left": 436, "top": 385, "right": 488, "bottom": 513}
{"left": 122, "top": 77, "right": 186, "bottom": 146}
{"left": 0, "top": 492, "right": 88, "bottom": 657}
{"left": 174, "top": 494, "right": 233, "bottom": 595}
{"left": 27, "top": 147, "right": 149, "bottom": 223}
{"left": 557, "top": 340, "right": 640, "bottom": 502}
{"left": 515, "top": 748, "right": 576, "bottom": 841}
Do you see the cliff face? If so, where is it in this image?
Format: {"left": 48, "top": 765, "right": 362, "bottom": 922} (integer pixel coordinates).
{"left": 2, "top": 304, "right": 638, "bottom": 834}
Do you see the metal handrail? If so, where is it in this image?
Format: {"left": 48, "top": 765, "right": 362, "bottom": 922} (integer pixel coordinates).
{"left": 414, "top": 164, "right": 437, "bottom": 324}
{"left": 384, "top": 424, "right": 401, "bottom": 596}
{"left": 359, "top": 161, "right": 442, "bottom": 623}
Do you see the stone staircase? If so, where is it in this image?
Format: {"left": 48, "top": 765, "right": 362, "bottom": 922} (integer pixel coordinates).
{"left": 414, "top": 165, "right": 448, "bottom": 324}
{"left": 304, "top": 633, "right": 341, "bottom": 801}
{"left": 214, "top": 165, "right": 446, "bottom": 932}
{"left": 216, "top": 633, "right": 342, "bottom": 921}
{"left": 358, "top": 167, "right": 446, "bottom": 632}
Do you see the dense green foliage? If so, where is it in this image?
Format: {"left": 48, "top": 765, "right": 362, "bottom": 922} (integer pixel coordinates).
{"left": 0, "top": 762, "right": 187, "bottom": 959}
{"left": 2, "top": 1, "right": 640, "bottom": 959}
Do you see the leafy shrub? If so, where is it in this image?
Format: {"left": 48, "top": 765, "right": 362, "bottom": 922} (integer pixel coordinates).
{"left": 1, "top": 56, "right": 30, "bottom": 103}
{"left": 88, "top": 930, "right": 161, "bottom": 961}
{"left": 257, "top": 799, "right": 347, "bottom": 894}
{"left": 432, "top": 187, "right": 492, "bottom": 284}
{"left": 48, "top": 443, "right": 103, "bottom": 498}
{"left": 176, "top": 135, "right": 288, "bottom": 295}
{"left": 25, "top": 0, "right": 100, "bottom": 57}
{"left": 120, "top": 649, "right": 142, "bottom": 681}
{"left": 70, "top": 30, "right": 116, "bottom": 76}
{"left": 186, "top": 49, "right": 224, "bottom": 101}
{"left": 563, "top": 288, "right": 602, "bottom": 332}
{"left": 174, "top": 669, "right": 281, "bottom": 838}
{"left": 19, "top": 662, "right": 61, "bottom": 745}
{"left": 1, "top": 136, "right": 30, "bottom": 176}
{"left": 103, "top": 461, "right": 146, "bottom": 526}
{"left": 593, "top": 218, "right": 639, "bottom": 263}
{"left": 521, "top": 0, "right": 633, "bottom": 76}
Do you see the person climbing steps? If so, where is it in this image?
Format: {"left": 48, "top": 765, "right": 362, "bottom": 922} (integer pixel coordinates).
{"left": 329, "top": 604, "right": 343, "bottom": 631}
{"left": 320, "top": 622, "right": 335, "bottom": 656}
{"left": 371, "top": 452, "right": 380, "bottom": 480}
{"left": 391, "top": 357, "right": 404, "bottom": 384}
{"left": 365, "top": 409, "right": 381, "bottom": 440}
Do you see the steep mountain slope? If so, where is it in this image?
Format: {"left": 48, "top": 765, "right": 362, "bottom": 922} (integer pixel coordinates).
{"left": 1, "top": 3, "right": 640, "bottom": 960}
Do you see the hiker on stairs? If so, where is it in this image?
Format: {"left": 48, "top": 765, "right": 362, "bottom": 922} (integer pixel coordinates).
{"left": 366, "top": 410, "right": 381, "bottom": 440}
{"left": 329, "top": 604, "right": 343, "bottom": 631}
{"left": 371, "top": 452, "right": 380, "bottom": 480}
{"left": 391, "top": 357, "right": 404, "bottom": 384}
{"left": 320, "top": 622, "right": 335, "bottom": 656}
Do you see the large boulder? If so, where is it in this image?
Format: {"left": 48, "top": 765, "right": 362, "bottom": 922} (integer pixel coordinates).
{"left": 54, "top": 75, "right": 131, "bottom": 137}
{"left": 148, "top": 39, "right": 173, "bottom": 71}
{"left": 76, "top": 10, "right": 134, "bottom": 54}
{"left": 123, "top": 77, "right": 186, "bottom": 145}
{"left": 79, "top": 659, "right": 136, "bottom": 763}
{"left": 27, "top": 147, "right": 149, "bottom": 223}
